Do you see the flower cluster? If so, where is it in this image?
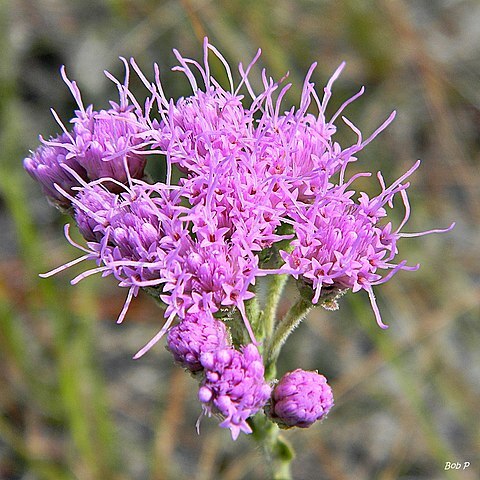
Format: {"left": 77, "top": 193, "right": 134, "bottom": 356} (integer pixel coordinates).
{"left": 24, "top": 39, "right": 453, "bottom": 439}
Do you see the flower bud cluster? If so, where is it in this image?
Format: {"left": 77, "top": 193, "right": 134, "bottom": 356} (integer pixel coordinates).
{"left": 165, "top": 311, "right": 271, "bottom": 439}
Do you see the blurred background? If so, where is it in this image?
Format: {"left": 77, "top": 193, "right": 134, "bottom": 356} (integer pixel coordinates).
{"left": 0, "top": 0, "right": 479, "bottom": 479}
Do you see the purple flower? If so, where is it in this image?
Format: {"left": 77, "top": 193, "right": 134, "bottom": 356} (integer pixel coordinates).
{"left": 49, "top": 181, "right": 189, "bottom": 327}
{"left": 62, "top": 63, "right": 149, "bottom": 186}
{"left": 160, "top": 234, "right": 257, "bottom": 320}
{"left": 198, "top": 344, "right": 272, "bottom": 440}
{"left": 280, "top": 163, "right": 427, "bottom": 328}
{"left": 167, "top": 311, "right": 230, "bottom": 373}
{"left": 268, "top": 369, "right": 333, "bottom": 428}
{"left": 24, "top": 65, "right": 148, "bottom": 208}
{"left": 85, "top": 183, "right": 186, "bottom": 285}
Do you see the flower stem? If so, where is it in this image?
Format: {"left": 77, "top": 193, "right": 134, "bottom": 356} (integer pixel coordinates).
{"left": 245, "top": 292, "right": 263, "bottom": 340}
{"left": 251, "top": 415, "right": 294, "bottom": 480}
{"left": 264, "top": 297, "right": 312, "bottom": 380}
{"left": 263, "top": 274, "right": 288, "bottom": 340}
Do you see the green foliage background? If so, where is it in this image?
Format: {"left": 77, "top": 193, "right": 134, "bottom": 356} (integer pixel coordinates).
{"left": 0, "top": 1, "right": 478, "bottom": 479}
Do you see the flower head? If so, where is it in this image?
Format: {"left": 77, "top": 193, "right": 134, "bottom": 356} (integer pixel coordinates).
{"left": 156, "top": 88, "right": 251, "bottom": 173}
{"left": 281, "top": 163, "right": 427, "bottom": 327}
{"left": 198, "top": 344, "right": 272, "bottom": 440}
{"left": 268, "top": 369, "right": 334, "bottom": 428}
{"left": 161, "top": 235, "right": 257, "bottom": 319}
{"left": 76, "top": 182, "right": 187, "bottom": 288}
{"left": 24, "top": 64, "right": 148, "bottom": 209}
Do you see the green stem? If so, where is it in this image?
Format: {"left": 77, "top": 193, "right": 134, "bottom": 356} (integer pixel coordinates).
{"left": 263, "top": 274, "right": 289, "bottom": 340}
{"left": 245, "top": 291, "right": 263, "bottom": 341}
{"left": 265, "top": 297, "right": 313, "bottom": 380}
{"left": 251, "top": 415, "right": 294, "bottom": 480}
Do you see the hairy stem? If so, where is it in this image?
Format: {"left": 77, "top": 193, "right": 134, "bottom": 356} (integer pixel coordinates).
{"left": 245, "top": 293, "right": 263, "bottom": 341}
{"left": 263, "top": 274, "right": 289, "bottom": 341}
{"left": 264, "top": 297, "right": 313, "bottom": 380}
{"left": 251, "top": 415, "right": 294, "bottom": 480}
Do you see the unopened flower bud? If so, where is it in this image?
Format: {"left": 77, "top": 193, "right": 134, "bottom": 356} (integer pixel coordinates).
{"left": 268, "top": 369, "right": 333, "bottom": 428}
